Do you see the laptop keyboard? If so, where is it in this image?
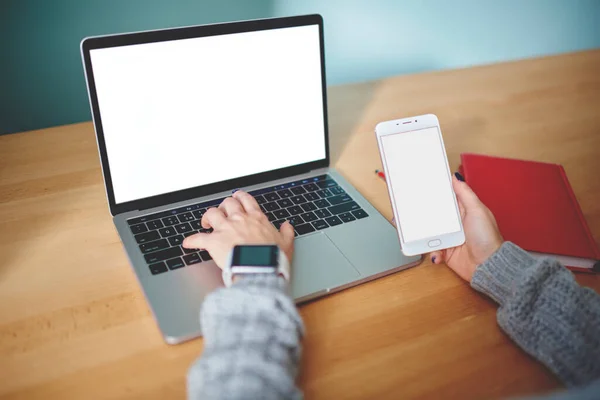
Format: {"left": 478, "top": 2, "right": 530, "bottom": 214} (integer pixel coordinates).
{"left": 126, "top": 175, "right": 369, "bottom": 275}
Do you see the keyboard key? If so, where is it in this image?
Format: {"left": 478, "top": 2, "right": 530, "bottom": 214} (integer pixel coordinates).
{"left": 135, "top": 230, "right": 160, "bottom": 244}
{"left": 304, "top": 192, "right": 319, "bottom": 201}
{"left": 175, "top": 223, "right": 193, "bottom": 234}
{"left": 183, "top": 253, "right": 202, "bottom": 265}
{"left": 274, "top": 209, "right": 290, "bottom": 219}
{"left": 254, "top": 195, "right": 267, "bottom": 205}
{"left": 287, "top": 205, "right": 303, "bottom": 215}
{"left": 295, "top": 223, "right": 316, "bottom": 235}
{"left": 291, "top": 195, "right": 307, "bottom": 205}
{"left": 264, "top": 192, "right": 280, "bottom": 202}
{"left": 277, "top": 198, "right": 293, "bottom": 208}
{"left": 317, "top": 189, "right": 333, "bottom": 198}
{"left": 328, "top": 201, "right": 360, "bottom": 215}
{"left": 130, "top": 223, "right": 148, "bottom": 234}
{"left": 178, "top": 212, "right": 194, "bottom": 223}
{"left": 301, "top": 212, "right": 318, "bottom": 222}
{"left": 139, "top": 239, "right": 169, "bottom": 254}
{"left": 260, "top": 205, "right": 267, "bottom": 213}
{"left": 273, "top": 219, "right": 285, "bottom": 230}
{"left": 128, "top": 215, "right": 152, "bottom": 225}
{"left": 277, "top": 189, "right": 293, "bottom": 198}
{"left": 315, "top": 209, "right": 332, "bottom": 219}
{"left": 330, "top": 186, "right": 345, "bottom": 195}
{"left": 339, "top": 212, "right": 356, "bottom": 223}
{"left": 317, "top": 179, "right": 337, "bottom": 189}
{"left": 183, "top": 231, "right": 198, "bottom": 238}
{"left": 301, "top": 202, "right": 317, "bottom": 212}
{"left": 288, "top": 216, "right": 304, "bottom": 226}
{"left": 303, "top": 183, "right": 319, "bottom": 192}
{"left": 291, "top": 186, "right": 307, "bottom": 195}
{"left": 159, "top": 227, "right": 177, "bottom": 238}
{"left": 328, "top": 194, "right": 352, "bottom": 205}
{"left": 265, "top": 212, "right": 276, "bottom": 222}
{"left": 192, "top": 209, "right": 206, "bottom": 219}
{"left": 167, "top": 257, "right": 185, "bottom": 270}
{"left": 149, "top": 262, "right": 168, "bottom": 275}
{"left": 190, "top": 220, "right": 202, "bottom": 229}
{"left": 162, "top": 216, "right": 179, "bottom": 226}
{"left": 352, "top": 209, "right": 369, "bottom": 219}
{"left": 312, "top": 219, "right": 329, "bottom": 230}
{"left": 199, "top": 250, "right": 212, "bottom": 261}
{"left": 144, "top": 246, "right": 183, "bottom": 263}
{"left": 168, "top": 235, "right": 184, "bottom": 246}
{"left": 264, "top": 202, "right": 280, "bottom": 212}
{"left": 146, "top": 220, "right": 164, "bottom": 230}
{"left": 315, "top": 199, "right": 330, "bottom": 208}
{"left": 325, "top": 215, "right": 343, "bottom": 226}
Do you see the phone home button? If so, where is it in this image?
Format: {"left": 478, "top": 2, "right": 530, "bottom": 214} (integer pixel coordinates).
{"left": 428, "top": 239, "right": 441, "bottom": 248}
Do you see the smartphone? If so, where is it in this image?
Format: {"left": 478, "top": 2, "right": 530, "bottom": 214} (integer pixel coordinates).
{"left": 375, "top": 114, "right": 464, "bottom": 256}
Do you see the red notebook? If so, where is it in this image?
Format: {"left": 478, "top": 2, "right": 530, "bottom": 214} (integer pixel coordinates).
{"left": 458, "top": 153, "right": 600, "bottom": 273}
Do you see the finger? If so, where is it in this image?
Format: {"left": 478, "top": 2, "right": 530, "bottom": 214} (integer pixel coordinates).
{"left": 452, "top": 175, "right": 481, "bottom": 210}
{"left": 451, "top": 176, "right": 466, "bottom": 219}
{"left": 201, "top": 207, "right": 227, "bottom": 229}
{"left": 280, "top": 220, "right": 295, "bottom": 242}
{"left": 456, "top": 196, "right": 466, "bottom": 219}
{"left": 218, "top": 197, "right": 245, "bottom": 217}
{"left": 232, "top": 190, "right": 262, "bottom": 214}
{"left": 279, "top": 221, "right": 295, "bottom": 261}
{"left": 430, "top": 251, "right": 444, "bottom": 264}
{"left": 182, "top": 232, "right": 212, "bottom": 249}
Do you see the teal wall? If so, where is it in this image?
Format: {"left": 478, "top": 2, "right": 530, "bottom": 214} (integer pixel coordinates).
{"left": 2, "top": 0, "right": 600, "bottom": 135}
{"left": 273, "top": 0, "right": 600, "bottom": 85}
{"left": 0, "top": 0, "right": 272, "bottom": 135}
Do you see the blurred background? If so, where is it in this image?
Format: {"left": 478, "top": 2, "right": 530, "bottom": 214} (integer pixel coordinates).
{"left": 1, "top": 0, "right": 599, "bottom": 135}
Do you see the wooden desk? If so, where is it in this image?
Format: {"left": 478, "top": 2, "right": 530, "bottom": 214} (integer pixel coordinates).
{"left": 1, "top": 50, "right": 599, "bottom": 399}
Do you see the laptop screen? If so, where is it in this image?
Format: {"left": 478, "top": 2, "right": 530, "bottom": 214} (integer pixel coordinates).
{"left": 89, "top": 24, "right": 326, "bottom": 205}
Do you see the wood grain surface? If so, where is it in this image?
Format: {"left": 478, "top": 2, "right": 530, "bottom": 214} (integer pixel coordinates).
{"left": 1, "top": 50, "right": 599, "bottom": 399}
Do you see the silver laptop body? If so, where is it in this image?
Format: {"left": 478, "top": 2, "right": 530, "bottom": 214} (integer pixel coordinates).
{"left": 81, "top": 14, "right": 421, "bottom": 344}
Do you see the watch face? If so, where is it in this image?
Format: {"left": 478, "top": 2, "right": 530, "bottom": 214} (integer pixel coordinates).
{"left": 232, "top": 245, "right": 278, "bottom": 267}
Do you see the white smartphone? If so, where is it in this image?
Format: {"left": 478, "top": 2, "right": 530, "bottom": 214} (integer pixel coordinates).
{"left": 375, "top": 114, "right": 465, "bottom": 256}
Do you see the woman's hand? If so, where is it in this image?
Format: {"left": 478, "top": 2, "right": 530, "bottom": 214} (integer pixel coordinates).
{"left": 429, "top": 174, "right": 504, "bottom": 282}
{"left": 182, "top": 190, "right": 295, "bottom": 269}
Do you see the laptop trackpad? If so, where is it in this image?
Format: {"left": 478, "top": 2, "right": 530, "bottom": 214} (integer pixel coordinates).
{"left": 291, "top": 232, "right": 360, "bottom": 300}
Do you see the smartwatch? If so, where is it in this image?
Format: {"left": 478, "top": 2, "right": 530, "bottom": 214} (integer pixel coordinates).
{"left": 223, "top": 245, "right": 290, "bottom": 287}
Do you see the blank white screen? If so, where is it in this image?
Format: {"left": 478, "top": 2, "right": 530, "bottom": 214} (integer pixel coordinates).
{"left": 90, "top": 25, "right": 326, "bottom": 204}
{"left": 381, "top": 127, "right": 461, "bottom": 242}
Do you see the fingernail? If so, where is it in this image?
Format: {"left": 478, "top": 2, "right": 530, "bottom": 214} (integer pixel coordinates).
{"left": 454, "top": 172, "right": 465, "bottom": 182}
{"left": 431, "top": 256, "right": 437, "bottom": 263}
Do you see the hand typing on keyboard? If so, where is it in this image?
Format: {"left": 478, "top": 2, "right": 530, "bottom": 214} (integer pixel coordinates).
{"left": 182, "top": 190, "right": 295, "bottom": 269}
{"left": 130, "top": 175, "right": 368, "bottom": 274}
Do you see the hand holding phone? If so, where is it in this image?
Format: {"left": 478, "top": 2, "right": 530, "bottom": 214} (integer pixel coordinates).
{"left": 431, "top": 175, "right": 504, "bottom": 281}
{"left": 375, "top": 114, "right": 465, "bottom": 256}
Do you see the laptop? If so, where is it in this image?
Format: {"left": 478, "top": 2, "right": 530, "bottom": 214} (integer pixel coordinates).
{"left": 81, "top": 14, "right": 422, "bottom": 344}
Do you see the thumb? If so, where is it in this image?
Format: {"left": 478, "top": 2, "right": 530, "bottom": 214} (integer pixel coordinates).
{"left": 452, "top": 175, "right": 480, "bottom": 210}
{"left": 280, "top": 221, "right": 295, "bottom": 243}
{"left": 279, "top": 221, "right": 295, "bottom": 260}
{"left": 182, "top": 232, "right": 212, "bottom": 250}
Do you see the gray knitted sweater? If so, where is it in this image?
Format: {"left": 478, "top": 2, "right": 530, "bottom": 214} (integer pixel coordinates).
{"left": 187, "top": 242, "right": 600, "bottom": 399}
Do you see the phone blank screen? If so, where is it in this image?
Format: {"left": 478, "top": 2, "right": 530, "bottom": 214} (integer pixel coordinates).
{"left": 380, "top": 127, "right": 461, "bottom": 243}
